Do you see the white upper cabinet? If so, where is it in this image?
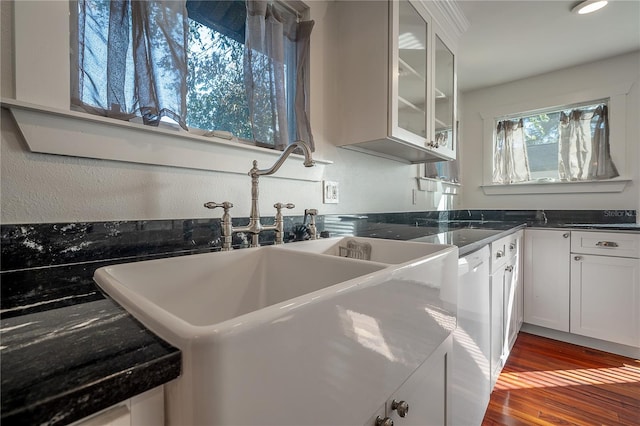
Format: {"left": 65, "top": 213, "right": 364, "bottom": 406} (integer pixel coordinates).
{"left": 332, "top": 0, "right": 462, "bottom": 163}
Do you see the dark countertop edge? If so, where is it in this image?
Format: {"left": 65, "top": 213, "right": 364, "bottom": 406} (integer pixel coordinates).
{"left": 1, "top": 351, "right": 181, "bottom": 426}
{"left": 456, "top": 225, "right": 527, "bottom": 256}
{"left": 527, "top": 223, "right": 640, "bottom": 231}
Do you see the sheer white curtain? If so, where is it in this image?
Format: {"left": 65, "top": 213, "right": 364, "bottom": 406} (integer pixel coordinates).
{"left": 244, "top": 0, "right": 315, "bottom": 150}
{"left": 493, "top": 119, "right": 531, "bottom": 183}
{"left": 558, "top": 105, "right": 618, "bottom": 181}
{"left": 72, "top": 0, "right": 189, "bottom": 129}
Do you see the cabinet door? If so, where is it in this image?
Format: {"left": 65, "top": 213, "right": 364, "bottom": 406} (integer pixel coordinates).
{"left": 523, "top": 229, "right": 571, "bottom": 331}
{"left": 503, "top": 263, "right": 518, "bottom": 354}
{"left": 386, "top": 336, "right": 451, "bottom": 426}
{"left": 392, "top": 0, "right": 429, "bottom": 145}
{"left": 571, "top": 254, "right": 640, "bottom": 347}
{"left": 430, "top": 25, "right": 456, "bottom": 159}
{"left": 490, "top": 267, "right": 505, "bottom": 389}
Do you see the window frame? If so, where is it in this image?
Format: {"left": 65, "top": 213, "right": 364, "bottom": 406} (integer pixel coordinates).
{"left": 493, "top": 98, "right": 609, "bottom": 183}
{"left": 7, "top": 0, "right": 328, "bottom": 181}
{"left": 184, "top": 0, "right": 301, "bottom": 146}
{"left": 479, "top": 84, "right": 633, "bottom": 195}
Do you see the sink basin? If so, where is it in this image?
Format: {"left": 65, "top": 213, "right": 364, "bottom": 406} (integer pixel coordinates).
{"left": 276, "top": 236, "right": 449, "bottom": 263}
{"left": 94, "top": 238, "right": 458, "bottom": 425}
{"left": 95, "top": 246, "right": 386, "bottom": 331}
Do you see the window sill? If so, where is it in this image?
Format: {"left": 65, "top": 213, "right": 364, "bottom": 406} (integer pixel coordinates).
{"left": 2, "top": 98, "right": 330, "bottom": 182}
{"left": 481, "top": 179, "right": 631, "bottom": 195}
{"left": 417, "top": 177, "right": 461, "bottom": 195}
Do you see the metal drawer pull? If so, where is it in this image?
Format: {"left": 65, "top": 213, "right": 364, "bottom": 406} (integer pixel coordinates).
{"left": 595, "top": 241, "right": 619, "bottom": 248}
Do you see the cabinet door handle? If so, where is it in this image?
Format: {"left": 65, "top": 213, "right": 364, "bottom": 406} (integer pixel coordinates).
{"left": 574, "top": 256, "right": 582, "bottom": 261}
{"left": 509, "top": 243, "right": 516, "bottom": 251}
{"left": 391, "top": 399, "right": 409, "bottom": 418}
{"left": 563, "top": 233, "right": 570, "bottom": 238}
{"left": 376, "top": 416, "right": 394, "bottom": 426}
{"left": 505, "top": 265, "right": 514, "bottom": 272}
{"left": 495, "top": 250, "right": 505, "bottom": 258}
{"left": 595, "top": 241, "right": 619, "bottom": 248}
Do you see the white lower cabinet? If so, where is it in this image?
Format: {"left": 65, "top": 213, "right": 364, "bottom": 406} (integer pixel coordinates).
{"left": 571, "top": 246, "right": 640, "bottom": 347}
{"left": 523, "top": 229, "right": 571, "bottom": 331}
{"left": 70, "top": 386, "right": 164, "bottom": 426}
{"left": 524, "top": 229, "right": 640, "bottom": 349}
{"left": 489, "top": 267, "right": 504, "bottom": 389}
{"left": 489, "top": 231, "right": 523, "bottom": 389}
{"left": 373, "top": 336, "right": 452, "bottom": 426}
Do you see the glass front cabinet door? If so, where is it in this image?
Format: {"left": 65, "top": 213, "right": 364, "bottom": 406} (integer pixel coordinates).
{"left": 431, "top": 26, "right": 456, "bottom": 159}
{"left": 392, "top": 0, "right": 428, "bottom": 145}
{"left": 334, "top": 0, "right": 459, "bottom": 163}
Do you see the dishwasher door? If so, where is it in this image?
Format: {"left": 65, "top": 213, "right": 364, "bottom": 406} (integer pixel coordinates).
{"left": 452, "top": 246, "right": 491, "bottom": 426}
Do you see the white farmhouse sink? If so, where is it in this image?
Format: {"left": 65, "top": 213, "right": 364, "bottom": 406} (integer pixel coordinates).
{"left": 94, "top": 237, "right": 458, "bottom": 425}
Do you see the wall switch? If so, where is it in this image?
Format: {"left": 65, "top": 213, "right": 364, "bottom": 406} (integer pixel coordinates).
{"left": 323, "top": 181, "right": 339, "bottom": 204}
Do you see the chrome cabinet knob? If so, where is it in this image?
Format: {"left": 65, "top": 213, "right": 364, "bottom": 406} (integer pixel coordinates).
{"left": 376, "top": 416, "right": 393, "bottom": 426}
{"left": 574, "top": 256, "right": 582, "bottom": 261}
{"left": 505, "top": 265, "right": 514, "bottom": 272}
{"left": 496, "top": 250, "right": 505, "bottom": 258}
{"left": 563, "top": 233, "right": 570, "bottom": 238}
{"left": 391, "top": 399, "right": 409, "bottom": 418}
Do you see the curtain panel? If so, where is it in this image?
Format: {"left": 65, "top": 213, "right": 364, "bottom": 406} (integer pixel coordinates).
{"left": 558, "top": 105, "right": 618, "bottom": 181}
{"left": 72, "top": 0, "right": 189, "bottom": 130}
{"left": 493, "top": 119, "right": 531, "bottom": 184}
{"left": 244, "top": 0, "right": 315, "bottom": 150}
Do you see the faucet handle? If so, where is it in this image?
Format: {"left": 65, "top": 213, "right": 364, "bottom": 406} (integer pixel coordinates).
{"left": 204, "top": 201, "right": 234, "bottom": 211}
{"left": 274, "top": 202, "right": 295, "bottom": 211}
{"left": 305, "top": 208, "right": 318, "bottom": 216}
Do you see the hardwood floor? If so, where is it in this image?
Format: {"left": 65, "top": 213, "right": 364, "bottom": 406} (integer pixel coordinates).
{"left": 482, "top": 332, "right": 640, "bottom": 426}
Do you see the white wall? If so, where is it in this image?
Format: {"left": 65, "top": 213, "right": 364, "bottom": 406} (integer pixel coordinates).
{"left": 1, "top": 0, "right": 448, "bottom": 225}
{"left": 459, "top": 51, "right": 640, "bottom": 211}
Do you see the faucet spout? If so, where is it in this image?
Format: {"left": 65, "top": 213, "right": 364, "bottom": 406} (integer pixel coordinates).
{"left": 250, "top": 140, "right": 315, "bottom": 177}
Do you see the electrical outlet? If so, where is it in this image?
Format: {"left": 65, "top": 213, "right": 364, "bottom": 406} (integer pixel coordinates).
{"left": 323, "top": 181, "right": 339, "bottom": 204}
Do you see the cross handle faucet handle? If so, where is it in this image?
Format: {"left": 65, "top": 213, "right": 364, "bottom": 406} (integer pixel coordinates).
{"left": 305, "top": 208, "right": 318, "bottom": 216}
{"left": 204, "top": 201, "right": 234, "bottom": 211}
{"left": 274, "top": 202, "right": 295, "bottom": 211}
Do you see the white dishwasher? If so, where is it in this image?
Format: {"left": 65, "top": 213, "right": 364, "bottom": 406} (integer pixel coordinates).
{"left": 452, "top": 246, "right": 491, "bottom": 426}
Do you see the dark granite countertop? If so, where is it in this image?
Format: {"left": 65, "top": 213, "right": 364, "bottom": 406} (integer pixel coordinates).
{"left": 0, "top": 296, "right": 181, "bottom": 426}
{"left": 1, "top": 210, "right": 636, "bottom": 425}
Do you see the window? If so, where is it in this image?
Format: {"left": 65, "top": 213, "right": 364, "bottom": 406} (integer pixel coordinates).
{"left": 71, "top": 0, "right": 314, "bottom": 150}
{"left": 185, "top": 0, "right": 299, "bottom": 145}
{"left": 493, "top": 100, "right": 618, "bottom": 184}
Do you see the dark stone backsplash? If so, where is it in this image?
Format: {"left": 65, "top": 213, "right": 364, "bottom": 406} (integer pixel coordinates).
{"left": 1, "top": 209, "right": 635, "bottom": 318}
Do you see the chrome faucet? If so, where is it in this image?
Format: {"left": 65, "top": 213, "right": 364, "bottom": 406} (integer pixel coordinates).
{"left": 205, "top": 140, "right": 315, "bottom": 250}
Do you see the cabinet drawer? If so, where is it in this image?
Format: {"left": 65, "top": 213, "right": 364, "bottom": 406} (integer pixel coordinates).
{"left": 571, "top": 231, "right": 640, "bottom": 258}
{"left": 490, "top": 231, "right": 522, "bottom": 272}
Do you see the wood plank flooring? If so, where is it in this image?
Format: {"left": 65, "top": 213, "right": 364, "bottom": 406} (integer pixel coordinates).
{"left": 482, "top": 332, "right": 640, "bottom": 426}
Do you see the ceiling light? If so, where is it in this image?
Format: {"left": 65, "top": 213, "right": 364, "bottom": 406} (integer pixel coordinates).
{"left": 572, "top": 0, "right": 608, "bottom": 15}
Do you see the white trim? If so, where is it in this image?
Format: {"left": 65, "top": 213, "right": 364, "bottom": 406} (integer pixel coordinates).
{"left": 417, "top": 177, "right": 460, "bottom": 194}
{"left": 11, "top": 1, "right": 328, "bottom": 182}
{"left": 3, "top": 99, "right": 330, "bottom": 181}
{"left": 481, "top": 82, "right": 634, "bottom": 189}
{"left": 481, "top": 179, "right": 630, "bottom": 195}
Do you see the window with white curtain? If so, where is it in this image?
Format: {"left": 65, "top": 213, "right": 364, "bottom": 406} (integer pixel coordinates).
{"left": 71, "top": 0, "right": 314, "bottom": 151}
{"left": 493, "top": 100, "right": 618, "bottom": 184}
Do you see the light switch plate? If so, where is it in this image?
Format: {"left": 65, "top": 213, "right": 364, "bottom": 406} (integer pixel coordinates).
{"left": 323, "top": 181, "right": 339, "bottom": 204}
